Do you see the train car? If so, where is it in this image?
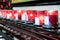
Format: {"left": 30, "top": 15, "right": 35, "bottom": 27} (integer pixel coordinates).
{"left": 13, "top": 5, "right": 60, "bottom": 33}
{"left": 0, "top": 9, "right": 59, "bottom": 33}
{"left": 27, "top": 10, "right": 36, "bottom": 23}
{"left": 0, "top": 10, "right": 58, "bottom": 27}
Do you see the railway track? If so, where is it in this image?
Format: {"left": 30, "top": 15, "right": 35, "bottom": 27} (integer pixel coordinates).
{"left": 0, "top": 18, "right": 60, "bottom": 40}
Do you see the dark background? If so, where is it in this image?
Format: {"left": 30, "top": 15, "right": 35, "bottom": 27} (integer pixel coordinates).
{"left": 12, "top": 0, "right": 60, "bottom": 7}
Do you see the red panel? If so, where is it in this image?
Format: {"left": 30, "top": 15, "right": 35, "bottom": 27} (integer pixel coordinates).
{"left": 18, "top": 10, "right": 23, "bottom": 20}
{"left": 37, "top": 10, "right": 46, "bottom": 25}
{"left": 12, "top": 10, "right": 18, "bottom": 19}
{"left": 48, "top": 10, "right": 58, "bottom": 27}
{"left": 27, "top": 10, "right": 37, "bottom": 22}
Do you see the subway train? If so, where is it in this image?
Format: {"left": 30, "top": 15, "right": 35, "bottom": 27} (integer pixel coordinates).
{"left": 0, "top": 10, "right": 58, "bottom": 28}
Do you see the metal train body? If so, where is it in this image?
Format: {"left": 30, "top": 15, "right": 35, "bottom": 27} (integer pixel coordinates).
{"left": 0, "top": 10, "right": 58, "bottom": 28}
{"left": 13, "top": 5, "right": 60, "bottom": 28}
